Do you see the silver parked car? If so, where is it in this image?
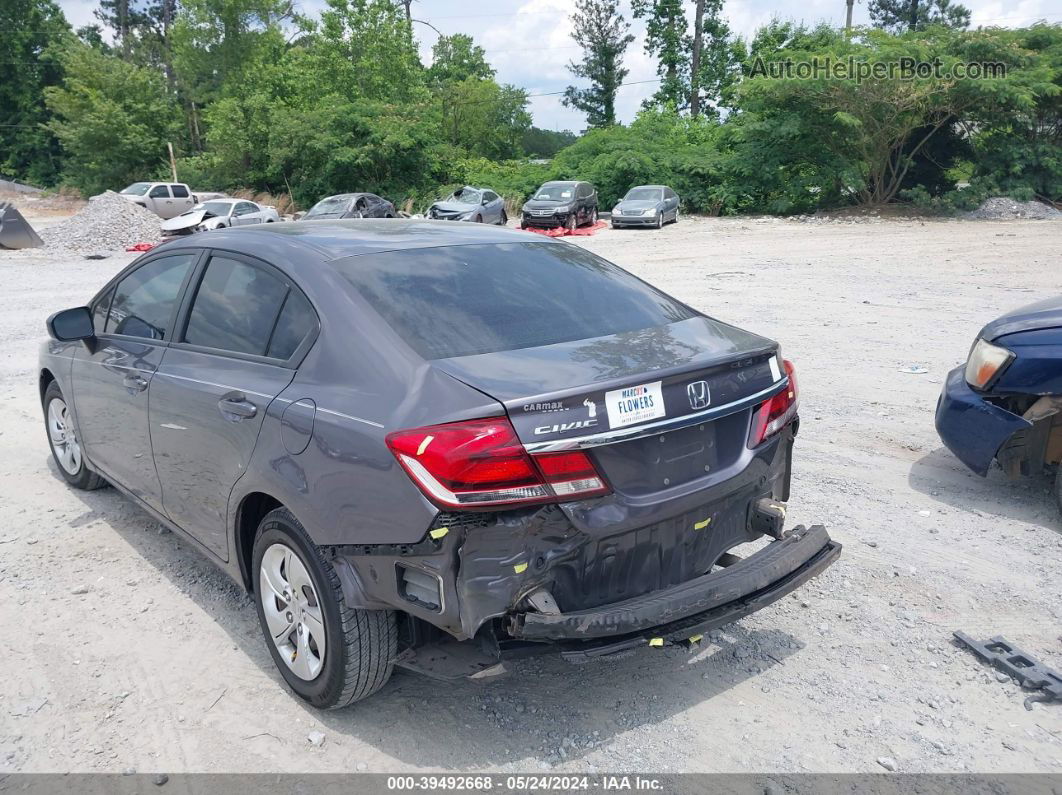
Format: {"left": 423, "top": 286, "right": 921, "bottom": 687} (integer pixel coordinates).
{"left": 428, "top": 186, "right": 507, "bottom": 224}
{"left": 160, "top": 199, "right": 280, "bottom": 235}
{"left": 611, "top": 185, "right": 680, "bottom": 229}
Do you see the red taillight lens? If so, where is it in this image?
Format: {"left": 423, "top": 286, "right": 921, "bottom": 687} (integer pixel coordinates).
{"left": 386, "top": 417, "right": 609, "bottom": 509}
{"left": 748, "top": 359, "right": 799, "bottom": 448}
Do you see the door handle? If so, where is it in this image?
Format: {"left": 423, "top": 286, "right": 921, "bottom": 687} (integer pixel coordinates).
{"left": 122, "top": 373, "right": 148, "bottom": 393}
{"left": 218, "top": 394, "right": 257, "bottom": 420}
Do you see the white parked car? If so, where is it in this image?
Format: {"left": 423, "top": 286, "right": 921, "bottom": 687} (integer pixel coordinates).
{"left": 160, "top": 199, "right": 280, "bottom": 235}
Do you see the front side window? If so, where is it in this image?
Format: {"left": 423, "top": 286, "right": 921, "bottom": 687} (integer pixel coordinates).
{"left": 92, "top": 287, "right": 114, "bottom": 335}
{"left": 106, "top": 254, "right": 196, "bottom": 340}
{"left": 184, "top": 256, "right": 294, "bottom": 357}
{"left": 235, "top": 202, "right": 257, "bottom": 216}
{"left": 149, "top": 185, "right": 170, "bottom": 199}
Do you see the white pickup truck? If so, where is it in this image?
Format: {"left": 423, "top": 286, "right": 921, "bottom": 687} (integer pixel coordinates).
{"left": 119, "top": 182, "right": 219, "bottom": 219}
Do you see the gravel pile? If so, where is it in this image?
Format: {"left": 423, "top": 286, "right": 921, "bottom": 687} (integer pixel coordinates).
{"left": 966, "top": 197, "right": 1060, "bottom": 220}
{"left": 39, "top": 190, "right": 162, "bottom": 252}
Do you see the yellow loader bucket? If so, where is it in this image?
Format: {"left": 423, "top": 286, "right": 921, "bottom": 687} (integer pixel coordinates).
{"left": 0, "top": 201, "right": 44, "bottom": 249}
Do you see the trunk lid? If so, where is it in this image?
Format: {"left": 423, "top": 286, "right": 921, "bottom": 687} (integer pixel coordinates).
{"left": 433, "top": 316, "right": 782, "bottom": 497}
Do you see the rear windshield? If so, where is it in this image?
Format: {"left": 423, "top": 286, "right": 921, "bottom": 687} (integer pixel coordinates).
{"left": 335, "top": 242, "right": 696, "bottom": 359}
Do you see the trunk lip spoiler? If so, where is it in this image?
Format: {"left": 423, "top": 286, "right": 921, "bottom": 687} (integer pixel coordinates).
{"left": 524, "top": 378, "right": 789, "bottom": 453}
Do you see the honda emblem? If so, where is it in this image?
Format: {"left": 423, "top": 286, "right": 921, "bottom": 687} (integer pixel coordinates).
{"left": 687, "top": 380, "right": 711, "bottom": 410}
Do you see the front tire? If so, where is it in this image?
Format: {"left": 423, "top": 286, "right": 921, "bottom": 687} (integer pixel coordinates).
{"left": 44, "top": 381, "right": 105, "bottom": 490}
{"left": 564, "top": 214, "right": 576, "bottom": 232}
{"left": 499, "top": 210, "right": 508, "bottom": 225}
{"left": 253, "top": 507, "right": 396, "bottom": 708}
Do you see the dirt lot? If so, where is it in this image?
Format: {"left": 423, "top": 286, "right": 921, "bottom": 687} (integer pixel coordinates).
{"left": 1, "top": 213, "right": 1060, "bottom": 774}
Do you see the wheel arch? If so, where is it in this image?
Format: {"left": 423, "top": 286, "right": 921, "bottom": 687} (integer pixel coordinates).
{"left": 235, "top": 491, "right": 284, "bottom": 591}
{"left": 39, "top": 367, "right": 56, "bottom": 405}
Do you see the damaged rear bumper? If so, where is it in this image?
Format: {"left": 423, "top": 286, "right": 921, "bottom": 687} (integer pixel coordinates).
{"left": 513, "top": 523, "right": 840, "bottom": 645}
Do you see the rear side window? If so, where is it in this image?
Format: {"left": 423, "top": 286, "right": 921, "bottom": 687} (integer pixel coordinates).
{"left": 267, "top": 291, "right": 315, "bottom": 359}
{"left": 171, "top": 185, "right": 189, "bottom": 198}
{"left": 184, "top": 257, "right": 287, "bottom": 355}
{"left": 336, "top": 242, "right": 696, "bottom": 359}
{"left": 182, "top": 256, "right": 315, "bottom": 359}
{"left": 106, "top": 254, "right": 196, "bottom": 340}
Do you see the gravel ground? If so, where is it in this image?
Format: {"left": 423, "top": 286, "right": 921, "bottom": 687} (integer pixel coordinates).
{"left": 1, "top": 213, "right": 1060, "bottom": 774}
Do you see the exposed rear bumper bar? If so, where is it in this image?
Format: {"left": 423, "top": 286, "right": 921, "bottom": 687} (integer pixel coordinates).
{"left": 511, "top": 524, "right": 840, "bottom": 648}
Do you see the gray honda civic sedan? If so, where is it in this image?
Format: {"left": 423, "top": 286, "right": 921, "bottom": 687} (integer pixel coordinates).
{"left": 40, "top": 220, "right": 839, "bottom": 708}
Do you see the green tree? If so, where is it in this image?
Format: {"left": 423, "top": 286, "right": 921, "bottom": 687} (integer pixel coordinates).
{"left": 314, "top": 0, "right": 422, "bottom": 102}
{"left": 563, "top": 0, "right": 635, "bottom": 128}
{"left": 521, "top": 127, "right": 578, "bottom": 157}
{"left": 868, "top": 0, "right": 970, "bottom": 34}
{"left": 428, "top": 34, "right": 494, "bottom": 84}
{"left": 44, "top": 42, "right": 181, "bottom": 194}
{"left": 171, "top": 0, "right": 292, "bottom": 108}
{"left": 435, "top": 78, "right": 531, "bottom": 159}
{"left": 0, "top": 0, "right": 70, "bottom": 185}
{"left": 690, "top": 0, "right": 738, "bottom": 118}
{"left": 956, "top": 24, "right": 1062, "bottom": 202}
{"left": 632, "top": 0, "right": 688, "bottom": 109}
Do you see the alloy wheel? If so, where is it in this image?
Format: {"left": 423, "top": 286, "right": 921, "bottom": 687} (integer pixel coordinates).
{"left": 259, "top": 543, "right": 327, "bottom": 681}
{"left": 47, "top": 398, "right": 81, "bottom": 475}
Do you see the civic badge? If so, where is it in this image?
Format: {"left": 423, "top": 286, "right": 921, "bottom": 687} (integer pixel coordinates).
{"left": 687, "top": 380, "right": 711, "bottom": 410}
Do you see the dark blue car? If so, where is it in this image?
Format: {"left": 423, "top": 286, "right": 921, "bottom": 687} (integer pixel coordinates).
{"left": 935, "top": 296, "right": 1062, "bottom": 510}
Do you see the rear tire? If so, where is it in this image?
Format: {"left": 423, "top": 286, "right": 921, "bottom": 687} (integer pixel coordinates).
{"left": 43, "top": 381, "right": 105, "bottom": 490}
{"left": 252, "top": 507, "right": 396, "bottom": 708}
{"left": 1054, "top": 468, "right": 1062, "bottom": 517}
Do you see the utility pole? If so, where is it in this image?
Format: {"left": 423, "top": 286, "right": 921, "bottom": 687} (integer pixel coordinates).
{"left": 845, "top": 0, "right": 854, "bottom": 33}
{"left": 690, "top": 0, "right": 704, "bottom": 117}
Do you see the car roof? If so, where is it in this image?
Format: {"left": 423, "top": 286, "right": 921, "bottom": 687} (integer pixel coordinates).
{"left": 628, "top": 185, "right": 668, "bottom": 190}
{"left": 316, "top": 193, "right": 371, "bottom": 201}
{"left": 541, "top": 181, "right": 580, "bottom": 186}
{"left": 192, "top": 218, "right": 555, "bottom": 263}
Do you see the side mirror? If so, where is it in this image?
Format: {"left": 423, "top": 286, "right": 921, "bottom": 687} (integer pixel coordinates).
{"left": 47, "top": 307, "right": 94, "bottom": 342}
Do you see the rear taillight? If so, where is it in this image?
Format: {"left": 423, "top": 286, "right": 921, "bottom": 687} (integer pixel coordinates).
{"left": 386, "top": 417, "right": 610, "bottom": 509}
{"left": 748, "top": 359, "right": 799, "bottom": 447}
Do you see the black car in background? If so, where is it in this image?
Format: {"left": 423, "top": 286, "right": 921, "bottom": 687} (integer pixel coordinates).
{"left": 300, "top": 192, "right": 396, "bottom": 220}
{"left": 520, "top": 181, "right": 598, "bottom": 231}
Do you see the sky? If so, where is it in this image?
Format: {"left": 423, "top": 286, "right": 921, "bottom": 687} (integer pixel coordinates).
{"left": 56, "top": 0, "right": 1059, "bottom": 131}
